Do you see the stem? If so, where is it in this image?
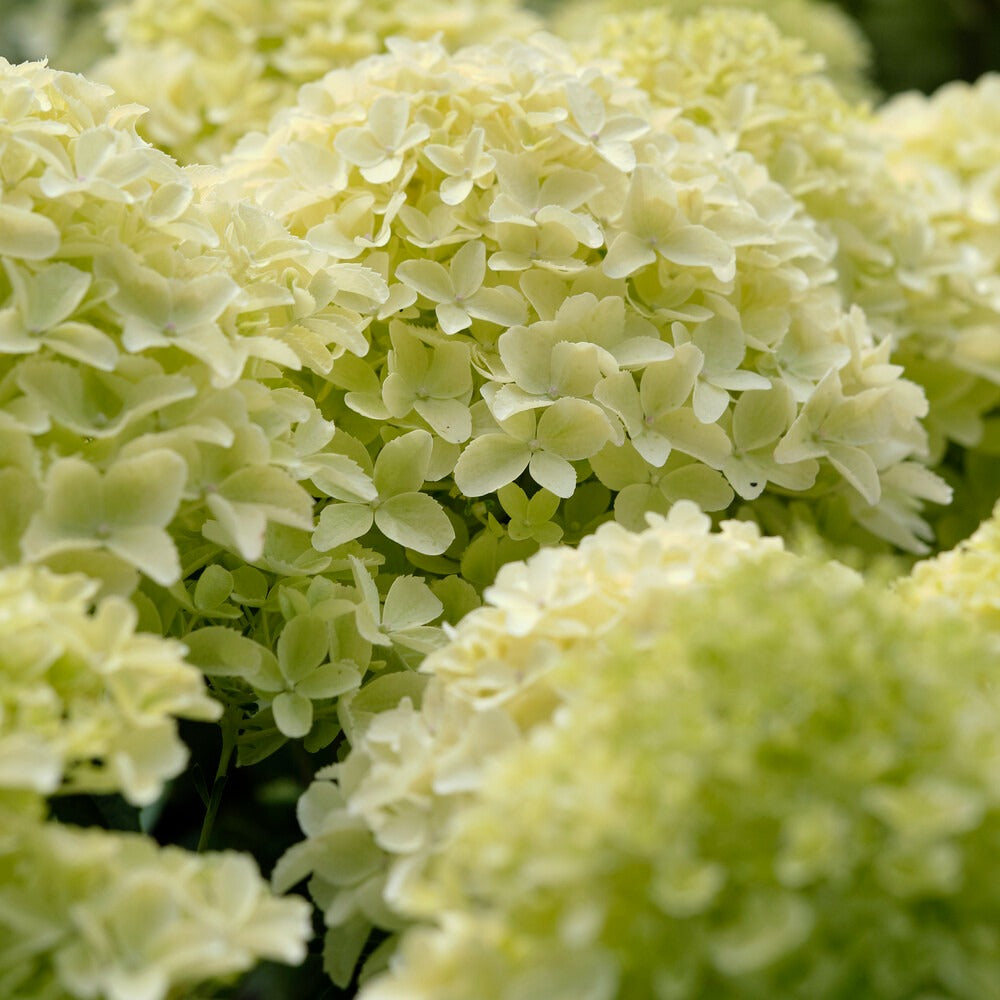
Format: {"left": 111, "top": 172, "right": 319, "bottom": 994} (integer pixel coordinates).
{"left": 196, "top": 704, "right": 240, "bottom": 853}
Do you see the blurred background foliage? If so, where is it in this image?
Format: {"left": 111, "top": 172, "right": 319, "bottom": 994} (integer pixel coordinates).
{"left": 840, "top": 0, "right": 1000, "bottom": 94}
{"left": 0, "top": 0, "right": 998, "bottom": 98}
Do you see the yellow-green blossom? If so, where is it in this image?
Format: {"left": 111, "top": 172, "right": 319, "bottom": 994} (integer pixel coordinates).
{"left": 359, "top": 553, "right": 1000, "bottom": 1000}
{"left": 897, "top": 499, "right": 1000, "bottom": 634}
{"left": 549, "top": 0, "right": 873, "bottom": 99}
{"left": 876, "top": 75, "right": 1000, "bottom": 544}
{"left": 217, "top": 36, "right": 942, "bottom": 555}
{"left": 559, "top": 6, "right": 1000, "bottom": 548}
{"left": 274, "top": 503, "right": 791, "bottom": 981}
{"left": 0, "top": 57, "right": 451, "bottom": 772}
{"left": 89, "top": 0, "right": 542, "bottom": 163}
{"left": 0, "top": 812, "right": 311, "bottom": 1000}
{"left": 0, "top": 565, "right": 219, "bottom": 806}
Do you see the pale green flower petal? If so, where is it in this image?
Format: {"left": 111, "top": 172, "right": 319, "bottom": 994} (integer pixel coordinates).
{"left": 278, "top": 616, "right": 330, "bottom": 684}
{"left": 273, "top": 690, "right": 315, "bottom": 739}
{"left": 314, "top": 503, "right": 376, "bottom": 552}
{"left": 453, "top": 434, "right": 530, "bottom": 497}
{"left": 0, "top": 199, "right": 59, "bottom": 259}
{"left": 374, "top": 493, "right": 454, "bottom": 555}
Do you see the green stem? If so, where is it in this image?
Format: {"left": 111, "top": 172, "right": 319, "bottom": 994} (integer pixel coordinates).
{"left": 196, "top": 704, "right": 240, "bottom": 853}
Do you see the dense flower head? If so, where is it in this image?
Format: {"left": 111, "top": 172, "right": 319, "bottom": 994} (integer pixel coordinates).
{"left": 897, "top": 498, "right": 1000, "bottom": 633}
{"left": 560, "top": 5, "right": 1000, "bottom": 546}
{"left": 874, "top": 75, "right": 1000, "bottom": 542}
{"left": 0, "top": 57, "right": 455, "bottom": 760}
{"left": 357, "top": 552, "right": 1000, "bottom": 1000}
{"left": 89, "top": 0, "right": 542, "bottom": 163}
{"left": 274, "top": 503, "right": 793, "bottom": 981}
{"left": 217, "top": 35, "right": 942, "bottom": 557}
{"left": 0, "top": 564, "right": 219, "bottom": 806}
{"left": 878, "top": 74, "right": 1000, "bottom": 272}
{"left": 0, "top": 811, "right": 312, "bottom": 1000}
{"left": 549, "top": 0, "right": 873, "bottom": 99}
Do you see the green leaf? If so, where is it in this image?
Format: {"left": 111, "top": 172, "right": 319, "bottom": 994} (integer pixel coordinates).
{"left": 429, "top": 576, "right": 481, "bottom": 626}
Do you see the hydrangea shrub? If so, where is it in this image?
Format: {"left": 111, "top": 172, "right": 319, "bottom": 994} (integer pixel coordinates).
{"left": 0, "top": 811, "right": 311, "bottom": 1000}
{"left": 351, "top": 540, "right": 1000, "bottom": 999}
{"left": 1, "top": 3, "right": 999, "bottom": 998}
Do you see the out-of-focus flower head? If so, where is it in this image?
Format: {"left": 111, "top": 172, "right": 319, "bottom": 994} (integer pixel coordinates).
{"left": 89, "top": 0, "right": 542, "bottom": 163}
{"left": 0, "top": 812, "right": 312, "bottom": 1000}
{"left": 876, "top": 75, "right": 1000, "bottom": 546}
{"left": 897, "top": 497, "right": 1000, "bottom": 633}
{"left": 549, "top": 0, "right": 874, "bottom": 100}
{"left": 0, "top": 564, "right": 219, "bottom": 805}
{"left": 355, "top": 544, "right": 1000, "bottom": 1000}
{"left": 274, "top": 503, "right": 796, "bottom": 982}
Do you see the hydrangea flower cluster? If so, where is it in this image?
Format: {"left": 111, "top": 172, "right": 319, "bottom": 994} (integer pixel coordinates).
{"left": 88, "top": 0, "right": 541, "bottom": 164}
{"left": 549, "top": 0, "right": 874, "bottom": 99}
{"left": 274, "top": 503, "right": 792, "bottom": 981}
{"left": 217, "top": 35, "right": 941, "bottom": 558}
{"left": 0, "top": 810, "right": 311, "bottom": 1000}
{"left": 3, "top": 7, "right": 999, "bottom": 998}
{"left": 0, "top": 56, "right": 372, "bottom": 998}
{"left": 564, "top": 5, "right": 1000, "bottom": 547}
{"left": 876, "top": 75, "right": 1000, "bottom": 543}
{"left": 352, "top": 546, "right": 1000, "bottom": 1000}
{"left": 0, "top": 57, "right": 457, "bottom": 759}
{"left": 0, "top": 563, "right": 312, "bottom": 1000}
{"left": 896, "top": 498, "right": 1000, "bottom": 633}
{"left": 0, "top": 564, "right": 218, "bottom": 804}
